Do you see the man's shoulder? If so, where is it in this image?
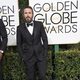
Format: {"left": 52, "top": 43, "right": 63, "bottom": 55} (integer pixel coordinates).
{"left": 0, "top": 19, "right": 2, "bottom": 21}
{"left": 0, "top": 19, "right": 2, "bottom": 23}
{"left": 0, "top": 19, "right": 5, "bottom": 26}
{"left": 17, "top": 23, "right": 24, "bottom": 29}
{"left": 34, "top": 21, "right": 43, "bottom": 24}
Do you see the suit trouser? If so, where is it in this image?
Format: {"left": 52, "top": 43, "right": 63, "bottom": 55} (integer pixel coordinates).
{"left": 24, "top": 56, "right": 47, "bottom": 80}
{"left": 0, "top": 61, "right": 3, "bottom": 80}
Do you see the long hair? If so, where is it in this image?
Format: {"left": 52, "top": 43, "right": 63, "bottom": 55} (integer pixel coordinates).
{"left": 20, "top": 6, "right": 33, "bottom": 23}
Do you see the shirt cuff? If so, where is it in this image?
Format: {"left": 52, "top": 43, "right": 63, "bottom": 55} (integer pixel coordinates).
{"left": 0, "top": 50, "right": 4, "bottom": 53}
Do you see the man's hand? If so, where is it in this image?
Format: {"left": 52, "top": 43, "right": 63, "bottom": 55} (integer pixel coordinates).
{"left": 0, "top": 53, "right": 3, "bottom": 62}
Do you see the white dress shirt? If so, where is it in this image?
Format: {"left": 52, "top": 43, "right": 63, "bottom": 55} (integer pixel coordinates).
{"left": 25, "top": 22, "right": 34, "bottom": 35}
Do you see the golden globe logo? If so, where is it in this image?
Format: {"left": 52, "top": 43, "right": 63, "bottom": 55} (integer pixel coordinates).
{"left": 33, "top": 1, "right": 78, "bottom": 34}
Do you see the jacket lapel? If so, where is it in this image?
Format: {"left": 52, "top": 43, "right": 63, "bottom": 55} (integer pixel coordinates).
{"left": 22, "top": 23, "right": 33, "bottom": 40}
{"left": 22, "top": 22, "right": 38, "bottom": 40}
{"left": 23, "top": 23, "right": 33, "bottom": 36}
{"left": 33, "top": 21, "right": 37, "bottom": 39}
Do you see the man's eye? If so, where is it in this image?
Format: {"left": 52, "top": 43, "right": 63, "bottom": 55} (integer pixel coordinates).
{"left": 24, "top": 12, "right": 27, "bottom": 14}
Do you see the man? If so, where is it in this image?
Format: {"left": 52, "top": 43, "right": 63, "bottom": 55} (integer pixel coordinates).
{"left": 0, "top": 19, "right": 7, "bottom": 80}
{"left": 17, "top": 6, "right": 48, "bottom": 80}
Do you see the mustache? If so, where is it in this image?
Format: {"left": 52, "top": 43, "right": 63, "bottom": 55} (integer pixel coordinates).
{"left": 26, "top": 16, "right": 31, "bottom": 19}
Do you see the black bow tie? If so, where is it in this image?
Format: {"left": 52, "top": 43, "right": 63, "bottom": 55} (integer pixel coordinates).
{"left": 27, "top": 23, "right": 33, "bottom": 27}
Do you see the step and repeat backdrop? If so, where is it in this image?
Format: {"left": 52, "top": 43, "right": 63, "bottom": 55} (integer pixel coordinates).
{"left": 0, "top": 0, "right": 19, "bottom": 46}
{"left": 30, "top": 0, "right": 80, "bottom": 44}
{"left": 0, "top": 0, "right": 80, "bottom": 45}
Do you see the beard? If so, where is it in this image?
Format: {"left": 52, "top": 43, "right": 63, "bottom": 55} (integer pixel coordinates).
{"left": 25, "top": 16, "right": 32, "bottom": 23}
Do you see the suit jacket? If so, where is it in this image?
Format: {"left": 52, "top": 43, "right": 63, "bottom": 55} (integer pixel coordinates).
{"left": 17, "top": 21, "right": 48, "bottom": 61}
{"left": 0, "top": 19, "right": 7, "bottom": 52}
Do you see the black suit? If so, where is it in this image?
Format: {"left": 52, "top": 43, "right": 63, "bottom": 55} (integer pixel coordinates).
{"left": 0, "top": 19, "right": 7, "bottom": 80}
{"left": 17, "top": 21, "right": 48, "bottom": 80}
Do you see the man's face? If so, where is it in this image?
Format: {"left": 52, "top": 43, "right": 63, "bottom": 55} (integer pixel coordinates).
{"left": 23, "top": 8, "right": 33, "bottom": 23}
